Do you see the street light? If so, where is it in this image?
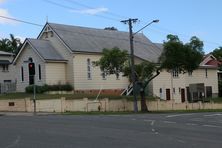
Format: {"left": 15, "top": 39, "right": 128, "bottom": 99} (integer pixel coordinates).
{"left": 133, "top": 20, "right": 159, "bottom": 35}
{"left": 121, "top": 19, "right": 159, "bottom": 112}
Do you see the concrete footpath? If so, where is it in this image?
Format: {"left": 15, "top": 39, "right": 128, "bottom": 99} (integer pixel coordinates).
{"left": 0, "top": 112, "right": 57, "bottom": 116}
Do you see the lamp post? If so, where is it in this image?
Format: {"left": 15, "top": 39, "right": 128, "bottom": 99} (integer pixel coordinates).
{"left": 121, "top": 19, "right": 159, "bottom": 112}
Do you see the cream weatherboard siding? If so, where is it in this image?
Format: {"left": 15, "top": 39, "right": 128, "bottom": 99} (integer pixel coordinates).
{"left": 73, "top": 54, "right": 130, "bottom": 90}
{"left": 152, "top": 68, "right": 218, "bottom": 103}
{"left": 45, "top": 63, "right": 66, "bottom": 85}
{"left": 15, "top": 44, "right": 46, "bottom": 92}
{"left": 39, "top": 30, "right": 74, "bottom": 86}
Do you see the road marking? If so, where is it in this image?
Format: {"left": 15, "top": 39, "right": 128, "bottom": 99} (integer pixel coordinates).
{"left": 131, "top": 118, "right": 136, "bottom": 121}
{"left": 151, "top": 120, "right": 155, "bottom": 126}
{"left": 144, "top": 119, "right": 154, "bottom": 122}
{"left": 5, "top": 135, "right": 21, "bottom": 148}
{"left": 202, "top": 124, "right": 222, "bottom": 128}
{"left": 204, "top": 113, "right": 222, "bottom": 117}
{"left": 186, "top": 123, "right": 198, "bottom": 126}
{"left": 166, "top": 113, "right": 194, "bottom": 118}
{"left": 191, "top": 118, "right": 203, "bottom": 121}
{"left": 163, "top": 121, "right": 176, "bottom": 124}
{"left": 177, "top": 139, "right": 185, "bottom": 143}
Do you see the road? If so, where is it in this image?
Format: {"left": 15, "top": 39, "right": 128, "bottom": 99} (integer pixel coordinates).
{"left": 0, "top": 112, "right": 222, "bottom": 148}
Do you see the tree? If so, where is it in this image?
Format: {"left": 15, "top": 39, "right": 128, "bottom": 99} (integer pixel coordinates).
{"left": 104, "top": 27, "right": 118, "bottom": 31}
{"left": 123, "top": 62, "right": 160, "bottom": 112}
{"left": 95, "top": 47, "right": 160, "bottom": 112}
{"left": 212, "top": 47, "right": 222, "bottom": 61}
{"left": 0, "top": 34, "right": 22, "bottom": 55}
{"left": 159, "top": 34, "right": 204, "bottom": 73}
{"left": 95, "top": 35, "right": 204, "bottom": 112}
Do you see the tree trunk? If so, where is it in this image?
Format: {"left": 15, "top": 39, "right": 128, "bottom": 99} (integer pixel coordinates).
{"left": 140, "top": 90, "right": 148, "bottom": 112}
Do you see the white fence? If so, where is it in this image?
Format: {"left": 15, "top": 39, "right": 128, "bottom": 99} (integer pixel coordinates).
{"left": 0, "top": 82, "right": 16, "bottom": 94}
{"left": 0, "top": 98, "right": 222, "bottom": 112}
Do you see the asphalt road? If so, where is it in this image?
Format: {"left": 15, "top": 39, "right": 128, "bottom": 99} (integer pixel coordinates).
{"left": 0, "top": 112, "right": 222, "bottom": 148}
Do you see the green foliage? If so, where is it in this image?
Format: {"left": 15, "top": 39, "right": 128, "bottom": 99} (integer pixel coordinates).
{"left": 159, "top": 34, "right": 204, "bottom": 73}
{"left": 94, "top": 47, "right": 128, "bottom": 77}
{"left": 123, "top": 61, "right": 156, "bottom": 82}
{"left": 0, "top": 34, "right": 22, "bottom": 54}
{"left": 25, "top": 84, "right": 73, "bottom": 94}
{"left": 212, "top": 47, "right": 222, "bottom": 61}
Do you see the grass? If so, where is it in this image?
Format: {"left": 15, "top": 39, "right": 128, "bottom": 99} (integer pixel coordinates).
{"left": 62, "top": 109, "right": 222, "bottom": 115}
{"left": 209, "top": 97, "right": 222, "bottom": 103}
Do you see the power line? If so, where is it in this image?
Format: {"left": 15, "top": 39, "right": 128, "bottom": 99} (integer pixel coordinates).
{"left": 0, "top": 15, "right": 43, "bottom": 27}
{"left": 43, "top": 0, "right": 121, "bottom": 22}
{"left": 64, "top": 0, "right": 128, "bottom": 20}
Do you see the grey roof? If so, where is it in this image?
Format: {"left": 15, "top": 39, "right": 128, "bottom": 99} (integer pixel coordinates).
{"left": 27, "top": 39, "right": 66, "bottom": 61}
{"left": 0, "top": 60, "right": 10, "bottom": 64}
{"left": 0, "top": 51, "right": 13, "bottom": 56}
{"left": 48, "top": 23, "right": 163, "bottom": 63}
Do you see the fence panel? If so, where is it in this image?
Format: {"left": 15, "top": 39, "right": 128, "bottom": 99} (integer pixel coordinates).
{"left": 0, "top": 82, "right": 16, "bottom": 94}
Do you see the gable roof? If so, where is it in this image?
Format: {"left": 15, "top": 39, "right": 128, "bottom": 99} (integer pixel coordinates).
{"left": 27, "top": 39, "right": 66, "bottom": 61}
{"left": 13, "top": 39, "right": 67, "bottom": 64}
{"left": 47, "top": 23, "right": 163, "bottom": 63}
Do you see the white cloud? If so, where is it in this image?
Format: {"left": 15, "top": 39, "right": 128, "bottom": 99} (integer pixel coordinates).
{"left": 15, "top": 36, "right": 25, "bottom": 42}
{"left": 71, "top": 7, "right": 108, "bottom": 15}
{"left": 0, "top": 0, "right": 5, "bottom": 3}
{"left": 0, "top": 8, "right": 16, "bottom": 24}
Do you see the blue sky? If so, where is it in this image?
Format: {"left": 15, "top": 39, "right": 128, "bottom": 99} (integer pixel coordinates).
{"left": 0, "top": 0, "right": 222, "bottom": 53}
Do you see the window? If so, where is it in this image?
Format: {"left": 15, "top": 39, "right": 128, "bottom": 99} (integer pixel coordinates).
{"left": 159, "top": 88, "right": 162, "bottom": 93}
{"left": 87, "top": 59, "right": 91, "bottom": 80}
{"left": 205, "top": 69, "right": 208, "bottom": 78}
{"left": 188, "top": 71, "right": 192, "bottom": 76}
{"left": 173, "top": 88, "right": 176, "bottom": 94}
{"left": 21, "top": 66, "right": 24, "bottom": 82}
{"left": 38, "top": 64, "right": 41, "bottom": 80}
{"left": 172, "top": 68, "right": 179, "bottom": 78}
{"left": 2, "top": 64, "right": 9, "bottom": 72}
{"left": 102, "top": 71, "right": 106, "bottom": 80}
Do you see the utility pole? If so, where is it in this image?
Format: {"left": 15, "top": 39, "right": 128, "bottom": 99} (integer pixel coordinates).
{"left": 121, "top": 18, "right": 138, "bottom": 112}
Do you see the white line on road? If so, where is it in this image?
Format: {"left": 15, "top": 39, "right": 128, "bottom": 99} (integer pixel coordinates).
{"left": 144, "top": 119, "right": 154, "bottom": 122}
{"left": 186, "top": 123, "right": 198, "bottom": 126}
{"left": 202, "top": 124, "right": 222, "bottom": 128}
{"left": 5, "top": 135, "right": 21, "bottom": 148}
{"left": 163, "top": 121, "right": 176, "bottom": 124}
{"left": 204, "top": 113, "right": 222, "bottom": 117}
{"left": 166, "top": 113, "right": 195, "bottom": 118}
{"left": 151, "top": 120, "right": 155, "bottom": 126}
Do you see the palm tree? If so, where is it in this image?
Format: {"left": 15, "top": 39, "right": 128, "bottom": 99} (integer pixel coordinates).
{"left": 0, "top": 38, "right": 11, "bottom": 52}
{"left": 9, "top": 34, "right": 22, "bottom": 54}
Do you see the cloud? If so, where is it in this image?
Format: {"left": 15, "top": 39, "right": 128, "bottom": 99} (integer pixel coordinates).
{"left": 0, "top": 8, "right": 16, "bottom": 24}
{"left": 0, "top": 0, "right": 5, "bottom": 3}
{"left": 71, "top": 7, "right": 108, "bottom": 15}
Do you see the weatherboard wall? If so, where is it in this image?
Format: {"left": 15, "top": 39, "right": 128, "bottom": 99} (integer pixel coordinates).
{"left": 15, "top": 44, "right": 46, "bottom": 92}
{"left": 73, "top": 54, "right": 130, "bottom": 91}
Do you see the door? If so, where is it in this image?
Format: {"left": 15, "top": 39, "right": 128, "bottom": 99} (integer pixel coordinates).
{"left": 181, "top": 88, "right": 185, "bottom": 102}
{"left": 166, "top": 89, "right": 171, "bottom": 100}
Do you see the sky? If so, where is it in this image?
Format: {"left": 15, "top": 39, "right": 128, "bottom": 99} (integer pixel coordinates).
{"left": 0, "top": 0, "right": 222, "bottom": 53}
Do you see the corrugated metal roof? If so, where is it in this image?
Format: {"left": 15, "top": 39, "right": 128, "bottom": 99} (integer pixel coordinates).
{"left": 48, "top": 23, "right": 163, "bottom": 63}
{"left": 27, "top": 39, "right": 66, "bottom": 61}
{"left": 0, "top": 60, "right": 10, "bottom": 64}
{"left": 0, "top": 51, "right": 13, "bottom": 56}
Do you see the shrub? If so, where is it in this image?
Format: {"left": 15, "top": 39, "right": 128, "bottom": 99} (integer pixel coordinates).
{"left": 25, "top": 83, "right": 73, "bottom": 94}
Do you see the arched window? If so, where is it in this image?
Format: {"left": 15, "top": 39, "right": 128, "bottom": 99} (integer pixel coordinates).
{"left": 21, "top": 66, "right": 24, "bottom": 82}
{"left": 87, "top": 58, "right": 91, "bottom": 80}
{"left": 38, "top": 64, "right": 41, "bottom": 80}
{"left": 28, "top": 57, "right": 33, "bottom": 63}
